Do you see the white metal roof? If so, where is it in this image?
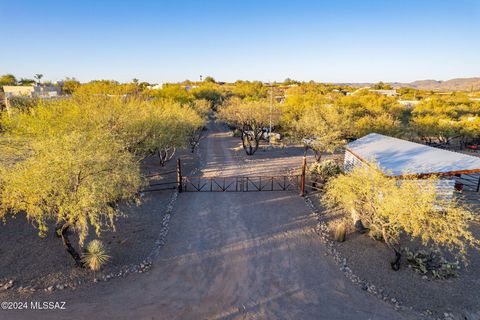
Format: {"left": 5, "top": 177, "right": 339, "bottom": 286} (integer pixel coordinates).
{"left": 346, "top": 133, "right": 480, "bottom": 176}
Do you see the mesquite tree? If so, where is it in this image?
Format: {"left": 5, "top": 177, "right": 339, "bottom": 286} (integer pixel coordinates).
{"left": 219, "top": 99, "right": 280, "bottom": 155}
{"left": 323, "top": 163, "right": 480, "bottom": 270}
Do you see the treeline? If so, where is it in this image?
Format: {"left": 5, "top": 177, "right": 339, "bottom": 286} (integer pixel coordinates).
{"left": 216, "top": 82, "right": 480, "bottom": 156}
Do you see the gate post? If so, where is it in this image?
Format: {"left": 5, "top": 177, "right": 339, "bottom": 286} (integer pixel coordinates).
{"left": 176, "top": 158, "right": 183, "bottom": 193}
{"left": 300, "top": 156, "right": 307, "bottom": 197}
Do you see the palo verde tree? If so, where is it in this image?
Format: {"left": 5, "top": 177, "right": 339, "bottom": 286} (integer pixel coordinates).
{"left": 0, "top": 130, "right": 141, "bottom": 267}
{"left": 0, "top": 94, "right": 204, "bottom": 266}
{"left": 148, "top": 102, "right": 204, "bottom": 165}
{"left": 323, "top": 163, "right": 480, "bottom": 270}
{"left": 219, "top": 98, "right": 280, "bottom": 155}
{"left": 293, "top": 106, "right": 346, "bottom": 162}
{"left": 409, "top": 95, "right": 480, "bottom": 146}
{"left": 191, "top": 83, "right": 225, "bottom": 110}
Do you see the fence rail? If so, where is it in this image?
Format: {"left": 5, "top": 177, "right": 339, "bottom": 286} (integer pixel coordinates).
{"left": 141, "top": 157, "right": 307, "bottom": 196}
{"left": 182, "top": 175, "right": 301, "bottom": 192}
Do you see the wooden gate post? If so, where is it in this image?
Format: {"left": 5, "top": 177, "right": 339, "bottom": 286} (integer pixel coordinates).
{"left": 300, "top": 156, "right": 307, "bottom": 197}
{"left": 176, "top": 158, "right": 183, "bottom": 193}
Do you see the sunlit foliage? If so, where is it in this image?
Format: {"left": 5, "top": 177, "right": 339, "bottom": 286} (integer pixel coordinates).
{"left": 219, "top": 98, "right": 280, "bottom": 155}
{"left": 323, "top": 163, "right": 479, "bottom": 268}
{"left": 0, "top": 94, "right": 205, "bottom": 265}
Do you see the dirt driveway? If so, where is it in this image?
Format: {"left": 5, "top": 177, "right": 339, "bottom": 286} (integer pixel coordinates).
{"left": 3, "top": 121, "right": 420, "bottom": 320}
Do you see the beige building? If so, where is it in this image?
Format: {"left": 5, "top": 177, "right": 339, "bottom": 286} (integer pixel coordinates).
{"left": 3, "top": 85, "right": 61, "bottom": 98}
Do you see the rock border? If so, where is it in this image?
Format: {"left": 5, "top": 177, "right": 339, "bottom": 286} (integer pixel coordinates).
{"left": 302, "top": 194, "right": 444, "bottom": 319}
{"left": 0, "top": 147, "right": 202, "bottom": 296}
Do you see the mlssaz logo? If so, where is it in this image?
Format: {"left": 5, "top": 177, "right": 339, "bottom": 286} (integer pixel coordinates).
{"left": 30, "top": 301, "right": 67, "bottom": 310}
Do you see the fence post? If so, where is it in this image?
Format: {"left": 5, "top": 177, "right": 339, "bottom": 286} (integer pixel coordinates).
{"left": 176, "top": 158, "right": 183, "bottom": 193}
{"left": 300, "top": 156, "right": 307, "bottom": 197}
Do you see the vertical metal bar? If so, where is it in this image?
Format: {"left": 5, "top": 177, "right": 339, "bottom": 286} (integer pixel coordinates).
{"left": 259, "top": 176, "right": 262, "bottom": 191}
{"left": 210, "top": 177, "right": 213, "bottom": 191}
{"left": 176, "top": 158, "right": 183, "bottom": 193}
{"left": 477, "top": 175, "right": 480, "bottom": 192}
{"left": 300, "top": 156, "right": 307, "bottom": 197}
{"left": 271, "top": 176, "right": 274, "bottom": 191}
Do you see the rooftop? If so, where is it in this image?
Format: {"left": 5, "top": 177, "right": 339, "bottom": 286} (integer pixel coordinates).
{"left": 346, "top": 133, "right": 480, "bottom": 176}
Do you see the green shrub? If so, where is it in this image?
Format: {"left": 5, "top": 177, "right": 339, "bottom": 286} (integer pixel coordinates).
{"left": 309, "top": 159, "right": 342, "bottom": 185}
{"left": 404, "top": 247, "right": 459, "bottom": 279}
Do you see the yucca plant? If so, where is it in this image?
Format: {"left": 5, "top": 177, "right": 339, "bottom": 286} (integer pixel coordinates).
{"left": 334, "top": 223, "right": 346, "bottom": 242}
{"left": 82, "top": 240, "right": 110, "bottom": 280}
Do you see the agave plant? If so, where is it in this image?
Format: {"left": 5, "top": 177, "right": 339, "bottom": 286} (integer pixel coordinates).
{"left": 82, "top": 240, "right": 111, "bottom": 279}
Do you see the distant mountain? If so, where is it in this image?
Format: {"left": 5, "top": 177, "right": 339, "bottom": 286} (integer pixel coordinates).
{"left": 337, "top": 77, "right": 480, "bottom": 92}
{"left": 399, "top": 77, "right": 480, "bottom": 91}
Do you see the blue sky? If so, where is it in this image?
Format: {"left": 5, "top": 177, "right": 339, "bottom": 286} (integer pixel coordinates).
{"left": 2, "top": 0, "right": 479, "bottom": 83}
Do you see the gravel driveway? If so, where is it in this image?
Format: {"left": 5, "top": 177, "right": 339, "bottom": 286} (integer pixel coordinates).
{"left": 4, "top": 121, "right": 421, "bottom": 320}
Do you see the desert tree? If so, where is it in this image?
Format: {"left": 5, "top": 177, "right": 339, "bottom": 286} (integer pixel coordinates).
{"left": 148, "top": 84, "right": 194, "bottom": 105}
{"left": 232, "top": 80, "right": 268, "bottom": 100}
{"left": 150, "top": 102, "right": 204, "bottom": 165}
{"left": 293, "top": 106, "right": 346, "bottom": 162}
{"left": 219, "top": 98, "right": 280, "bottom": 155}
{"left": 62, "top": 77, "right": 81, "bottom": 94}
{"left": 0, "top": 130, "right": 141, "bottom": 266}
{"left": 323, "top": 163, "right": 480, "bottom": 270}
{"left": 0, "top": 95, "right": 204, "bottom": 265}
{"left": 409, "top": 96, "right": 480, "bottom": 146}
{"left": 191, "top": 83, "right": 225, "bottom": 109}
{"left": 0, "top": 74, "right": 17, "bottom": 86}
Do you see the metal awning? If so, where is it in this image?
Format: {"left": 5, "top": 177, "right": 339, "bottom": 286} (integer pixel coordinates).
{"left": 346, "top": 133, "right": 480, "bottom": 177}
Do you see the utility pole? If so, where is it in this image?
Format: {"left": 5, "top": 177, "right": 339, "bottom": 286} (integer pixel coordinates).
{"left": 269, "top": 84, "right": 273, "bottom": 147}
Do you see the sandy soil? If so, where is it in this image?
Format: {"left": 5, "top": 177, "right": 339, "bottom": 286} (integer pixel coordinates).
{"left": 0, "top": 148, "right": 197, "bottom": 298}
{"left": 0, "top": 120, "right": 422, "bottom": 320}
{"left": 309, "top": 192, "right": 480, "bottom": 319}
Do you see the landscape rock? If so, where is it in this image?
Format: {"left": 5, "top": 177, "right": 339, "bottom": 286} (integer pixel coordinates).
{"left": 1, "top": 280, "right": 14, "bottom": 290}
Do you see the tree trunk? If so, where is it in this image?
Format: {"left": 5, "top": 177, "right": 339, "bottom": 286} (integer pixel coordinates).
{"left": 59, "top": 222, "right": 84, "bottom": 267}
{"left": 158, "top": 147, "right": 176, "bottom": 166}
{"left": 382, "top": 226, "right": 401, "bottom": 271}
{"left": 241, "top": 131, "right": 256, "bottom": 156}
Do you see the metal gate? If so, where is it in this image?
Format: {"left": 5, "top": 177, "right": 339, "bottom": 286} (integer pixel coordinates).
{"left": 182, "top": 175, "right": 301, "bottom": 192}
{"left": 177, "top": 158, "right": 307, "bottom": 196}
